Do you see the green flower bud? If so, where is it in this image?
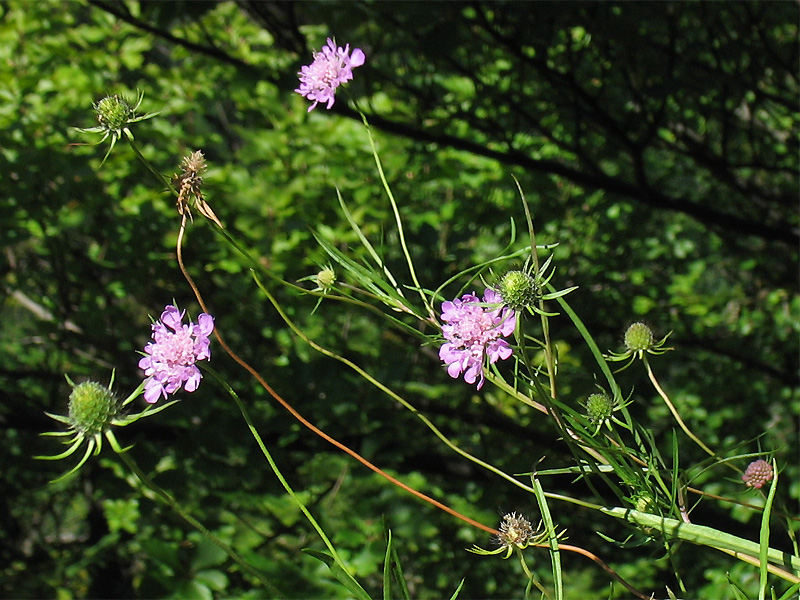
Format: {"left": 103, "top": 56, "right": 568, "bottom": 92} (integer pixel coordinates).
{"left": 497, "top": 270, "right": 540, "bottom": 311}
{"left": 584, "top": 392, "right": 614, "bottom": 424}
{"left": 624, "top": 322, "right": 655, "bottom": 353}
{"left": 633, "top": 491, "right": 655, "bottom": 513}
{"left": 316, "top": 266, "right": 336, "bottom": 291}
{"left": 94, "top": 95, "right": 137, "bottom": 132}
{"left": 68, "top": 381, "right": 118, "bottom": 436}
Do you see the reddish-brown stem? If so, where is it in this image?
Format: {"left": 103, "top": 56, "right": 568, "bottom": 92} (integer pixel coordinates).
{"left": 175, "top": 219, "right": 498, "bottom": 536}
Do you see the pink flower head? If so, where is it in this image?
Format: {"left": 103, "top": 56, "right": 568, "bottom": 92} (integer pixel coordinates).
{"left": 138, "top": 304, "right": 215, "bottom": 404}
{"left": 742, "top": 459, "right": 774, "bottom": 489}
{"left": 438, "top": 289, "right": 516, "bottom": 390}
{"left": 296, "top": 37, "right": 365, "bottom": 111}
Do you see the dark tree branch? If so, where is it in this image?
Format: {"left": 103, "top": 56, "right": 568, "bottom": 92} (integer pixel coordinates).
{"left": 88, "top": 0, "right": 267, "bottom": 80}
{"left": 332, "top": 104, "right": 799, "bottom": 247}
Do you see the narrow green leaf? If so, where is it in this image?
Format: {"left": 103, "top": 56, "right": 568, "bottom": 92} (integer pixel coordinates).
{"left": 534, "top": 464, "right": 620, "bottom": 476}
{"left": 541, "top": 285, "right": 578, "bottom": 300}
{"left": 724, "top": 573, "right": 751, "bottom": 600}
{"left": 336, "top": 188, "right": 400, "bottom": 291}
{"left": 759, "top": 460, "right": 779, "bottom": 600}
{"left": 447, "top": 578, "right": 466, "bottom": 600}
{"left": 312, "top": 230, "right": 412, "bottom": 314}
{"left": 776, "top": 582, "right": 800, "bottom": 600}
{"left": 382, "top": 529, "right": 411, "bottom": 600}
{"left": 43, "top": 411, "right": 72, "bottom": 424}
{"left": 532, "top": 475, "right": 562, "bottom": 600}
{"left": 553, "top": 291, "right": 620, "bottom": 401}
{"left": 382, "top": 530, "right": 392, "bottom": 600}
{"left": 665, "top": 586, "right": 679, "bottom": 600}
{"left": 302, "top": 549, "right": 372, "bottom": 600}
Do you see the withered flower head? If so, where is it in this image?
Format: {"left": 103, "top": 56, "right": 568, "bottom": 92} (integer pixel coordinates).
{"left": 173, "top": 150, "right": 222, "bottom": 227}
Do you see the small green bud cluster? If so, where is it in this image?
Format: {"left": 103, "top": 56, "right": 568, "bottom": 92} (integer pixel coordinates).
{"left": 624, "top": 322, "right": 655, "bottom": 353}
{"left": 316, "top": 266, "right": 337, "bottom": 291}
{"left": 496, "top": 270, "right": 540, "bottom": 311}
{"left": 94, "top": 95, "right": 137, "bottom": 132}
{"left": 68, "top": 381, "right": 118, "bottom": 436}
{"left": 584, "top": 392, "right": 614, "bottom": 424}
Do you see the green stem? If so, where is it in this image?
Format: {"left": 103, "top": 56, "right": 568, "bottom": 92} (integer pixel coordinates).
{"left": 534, "top": 492, "right": 800, "bottom": 581}
{"left": 356, "top": 109, "right": 433, "bottom": 320}
{"left": 516, "top": 548, "right": 549, "bottom": 599}
{"left": 539, "top": 310, "right": 558, "bottom": 398}
{"left": 514, "top": 178, "right": 558, "bottom": 398}
{"left": 124, "top": 133, "right": 176, "bottom": 195}
{"left": 643, "top": 356, "right": 718, "bottom": 459}
{"left": 600, "top": 506, "right": 800, "bottom": 576}
{"left": 114, "top": 449, "right": 284, "bottom": 596}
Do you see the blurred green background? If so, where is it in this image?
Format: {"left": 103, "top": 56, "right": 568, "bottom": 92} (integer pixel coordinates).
{"left": 1, "top": 1, "right": 797, "bottom": 597}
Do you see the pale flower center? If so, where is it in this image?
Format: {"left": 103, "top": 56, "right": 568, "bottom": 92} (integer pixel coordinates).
{"left": 321, "top": 63, "right": 337, "bottom": 86}
{"left": 308, "top": 53, "right": 340, "bottom": 89}
{"left": 450, "top": 309, "right": 498, "bottom": 353}
{"left": 156, "top": 329, "right": 196, "bottom": 367}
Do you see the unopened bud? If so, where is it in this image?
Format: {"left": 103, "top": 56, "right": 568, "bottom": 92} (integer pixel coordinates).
{"left": 94, "top": 95, "right": 137, "bottom": 132}
{"left": 742, "top": 459, "right": 774, "bottom": 489}
{"left": 316, "top": 266, "right": 336, "bottom": 291}
{"left": 68, "top": 381, "right": 118, "bottom": 436}
{"left": 624, "top": 322, "right": 655, "bottom": 353}
{"left": 584, "top": 392, "right": 614, "bottom": 424}
{"left": 497, "top": 270, "right": 540, "bottom": 310}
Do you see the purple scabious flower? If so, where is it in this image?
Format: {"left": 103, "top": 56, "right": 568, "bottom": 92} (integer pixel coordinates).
{"left": 439, "top": 289, "right": 516, "bottom": 390}
{"left": 138, "top": 304, "right": 215, "bottom": 404}
{"left": 296, "top": 38, "right": 365, "bottom": 112}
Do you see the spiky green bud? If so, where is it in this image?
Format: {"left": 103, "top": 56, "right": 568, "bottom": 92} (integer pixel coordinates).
{"left": 497, "top": 270, "right": 540, "bottom": 310}
{"left": 68, "top": 381, "right": 118, "bottom": 436}
{"left": 316, "top": 266, "right": 336, "bottom": 291}
{"left": 584, "top": 392, "right": 614, "bottom": 424}
{"left": 94, "top": 95, "right": 137, "bottom": 132}
{"left": 624, "top": 322, "right": 655, "bottom": 353}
